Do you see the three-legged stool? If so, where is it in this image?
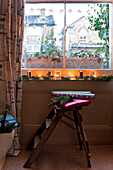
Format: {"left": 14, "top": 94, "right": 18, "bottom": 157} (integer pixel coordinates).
{"left": 23, "top": 99, "right": 91, "bottom": 168}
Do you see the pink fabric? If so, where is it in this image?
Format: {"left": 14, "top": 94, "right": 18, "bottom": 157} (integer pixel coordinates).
{"left": 52, "top": 99, "right": 91, "bottom": 110}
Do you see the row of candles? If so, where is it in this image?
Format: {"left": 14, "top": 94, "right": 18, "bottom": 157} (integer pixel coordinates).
{"left": 27, "top": 71, "right": 96, "bottom": 80}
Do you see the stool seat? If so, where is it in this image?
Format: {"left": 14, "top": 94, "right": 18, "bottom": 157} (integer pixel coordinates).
{"left": 51, "top": 99, "right": 91, "bottom": 110}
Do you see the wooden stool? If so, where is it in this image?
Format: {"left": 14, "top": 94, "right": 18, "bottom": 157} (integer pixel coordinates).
{"left": 23, "top": 99, "right": 91, "bottom": 168}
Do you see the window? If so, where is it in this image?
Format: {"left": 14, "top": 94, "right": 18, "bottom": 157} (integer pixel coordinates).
{"left": 34, "top": 46, "right": 39, "bottom": 51}
{"left": 80, "top": 36, "right": 86, "bottom": 40}
{"left": 22, "top": 2, "right": 111, "bottom": 69}
{"left": 27, "top": 46, "right": 32, "bottom": 51}
{"left": 79, "top": 29, "right": 87, "bottom": 41}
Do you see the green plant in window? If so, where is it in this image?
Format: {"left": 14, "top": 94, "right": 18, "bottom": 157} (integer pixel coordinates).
{"left": 75, "top": 76, "right": 79, "bottom": 80}
{"left": 73, "top": 49, "right": 102, "bottom": 63}
{"left": 40, "top": 34, "right": 44, "bottom": 53}
{"left": 34, "top": 52, "right": 40, "bottom": 58}
{"left": 42, "top": 76, "right": 51, "bottom": 80}
{"left": 61, "top": 76, "right": 70, "bottom": 80}
{"left": 83, "top": 76, "right": 91, "bottom": 80}
{"left": 90, "top": 75, "right": 113, "bottom": 81}
{"left": 88, "top": 4, "right": 109, "bottom": 68}
{"left": 22, "top": 75, "right": 29, "bottom": 81}
{"left": 31, "top": 76, "right": 41, "bottom": 81}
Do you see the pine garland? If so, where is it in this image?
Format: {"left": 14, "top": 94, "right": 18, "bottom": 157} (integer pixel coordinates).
{"left": 48, "top": 96, "right": 74, "bottom": 106}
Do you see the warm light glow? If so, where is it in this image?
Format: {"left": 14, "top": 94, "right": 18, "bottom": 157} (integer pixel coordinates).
{"left": 93, "top": 72, "right": 96, "bottom": 78}
{"left": 55, "top": 71, "right": 61, "bottom": 78}
{"left": 22, "top": 69, "right": 110, "bottom": 80}
{"left": 71, "top": 75, "right": 74, "bottom": 78}
{"left": 38, "top": 74, "right": 41, "bottom": 77}
{"left": 70, "top": 76, "right": 75, "bottom": 80}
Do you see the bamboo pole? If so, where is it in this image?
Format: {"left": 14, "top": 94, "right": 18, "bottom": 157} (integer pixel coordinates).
{"left": 5, "top": 0, "right": 16, "bottom": 119}
{"left": 16, "top": 0, "right": 24, "bottom": 123}
{"left": 11, "top": 0, "right": 17, "bottom": 83}
{"left": 63, "top": 0, "right": 66, "bottom": 69}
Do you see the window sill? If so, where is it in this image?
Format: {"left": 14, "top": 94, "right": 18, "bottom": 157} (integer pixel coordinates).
{"left": 22, "top": 68, "right": 113, "bottom": 78}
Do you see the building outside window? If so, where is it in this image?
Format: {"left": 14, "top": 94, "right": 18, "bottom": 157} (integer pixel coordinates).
{"left": 27, "top": 46, "right": 32, "bottom": 52}
{"left": 22, "top": 2, "right": 111, "bottom": 69}
{"left": 34, "top": 46, "right": 39, "bottom": 51}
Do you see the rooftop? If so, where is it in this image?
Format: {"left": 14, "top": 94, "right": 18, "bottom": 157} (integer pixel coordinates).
{"left": 25, "top": 15, "right": 55, "bottom": 26}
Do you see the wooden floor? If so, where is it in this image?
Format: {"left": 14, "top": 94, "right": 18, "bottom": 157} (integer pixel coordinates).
{"left": 3, "top": 145, "right": 113, "bottom": 170}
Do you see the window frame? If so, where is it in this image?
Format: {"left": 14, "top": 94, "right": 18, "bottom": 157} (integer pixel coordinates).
{"left": 22, "top": 0, "right": 113, "bottom": 72}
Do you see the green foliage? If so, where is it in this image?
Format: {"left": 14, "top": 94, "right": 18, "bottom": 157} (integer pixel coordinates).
{"left": 83, "top": 75, "right": 113, "bottom": 81}
{"left": 73, "top": 49, "right": 102, "bottom": 62}
{"left": 83, "top": 76, "right": 91, "bottom": 80}
{"left": 61, "top": 76, "right": 70, "bottom": 80}
{"left": 34, "top": 52, "right": 40, "bottom": 58}
{"left": 48, "top": 96, "right": 74, "bottom": 106}
{"left": 40, "top": 34, "right": 44, "bottom": 53}
{"left": 37, "top": 28, "right": 62, "bottom": 62}
{"left": 88, "top": 4, "right": 109, "bottom": 68}
{"left": 22, "top": 75, "right": 113, "bottom": 81}
{"left": 90, "top": 75, "right": 113, "bottom": 81}
{"left": 42, "top": 76, "right": 51, "bottom": 80}
{"left": 0, "top": 110, "right": 18, "bottom": 133}
{"left": 31, "top": 76, "right": 41, "bottom": 81}
{"left": 22, "top": 75, "right": 29, "bottom": 81}
{"left": 33, "top": 48, "right": 62, "bottom": 63}
{"left": 75, "top": 76, "right": 79, "bottom": 80}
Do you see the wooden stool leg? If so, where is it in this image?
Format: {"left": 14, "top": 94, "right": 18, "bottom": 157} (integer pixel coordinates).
{"left": 73, "top": 110, "right": 83, "bottom": 150}
{"left": 75, "top": 110, "right": 91, "bottom": 168}
{"left": 23, "top": 109, "right": 64, "bottom": 168}
{"left": 26, "top": 108, "right": 55, "bottom": 150}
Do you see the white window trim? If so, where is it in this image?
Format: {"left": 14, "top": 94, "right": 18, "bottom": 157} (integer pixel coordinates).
{"left": 23, "top": 0, "right": 113, "bottom": 71}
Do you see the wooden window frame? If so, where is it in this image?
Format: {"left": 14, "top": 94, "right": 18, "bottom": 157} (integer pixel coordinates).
{"left": 23, "top": 0, "right": 113, "bottom": 73}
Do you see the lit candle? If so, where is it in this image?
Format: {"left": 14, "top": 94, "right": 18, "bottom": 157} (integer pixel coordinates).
{"left": 93, "top": 72, "right": 96, "bottom": 78}
{"left": 38, "top": 74, "right": 41, "bottom": 78}
{"left": 55, "top": 71, "right": 61, "bottom": 78}
{"left": 70, "top": 75, "right": 75, "bottom": 80}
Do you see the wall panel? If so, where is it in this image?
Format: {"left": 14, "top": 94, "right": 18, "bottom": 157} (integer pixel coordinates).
{"left": 21, "top": 80, "right": 113, "bottom": 146}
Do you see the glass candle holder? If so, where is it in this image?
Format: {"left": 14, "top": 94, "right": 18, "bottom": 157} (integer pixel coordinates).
{"left": 27, "top": 71, "right": 31, "bottom": 78}
{"left": 79, "top": 71, "right": 83, "bottom": 79}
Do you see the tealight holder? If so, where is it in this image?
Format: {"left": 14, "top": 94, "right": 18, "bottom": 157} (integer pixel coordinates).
{"left": 27, "top": 71, "right": 31, "bottom": 78}
{"left": 79, "top": 71, "right": 83, "bottom": 79}
{"left": 55, "top": 71, "right": 61, "bottom": 79}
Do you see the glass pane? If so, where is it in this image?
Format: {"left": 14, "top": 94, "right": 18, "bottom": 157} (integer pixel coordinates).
{"left": 22, "top": 3, "right": 64, "bottom": 68}
{"left": 65, "top": 3, "right": 110, "bottom": 69}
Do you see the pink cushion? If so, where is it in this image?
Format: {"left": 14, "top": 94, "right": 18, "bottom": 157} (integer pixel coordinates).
{"left": 52, "top": 99, "right": 91, "bottom": 110}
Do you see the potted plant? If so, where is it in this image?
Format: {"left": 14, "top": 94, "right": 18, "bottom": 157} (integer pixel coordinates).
{"left": 0, "top": 110, "right": 18, "bottom": 169}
